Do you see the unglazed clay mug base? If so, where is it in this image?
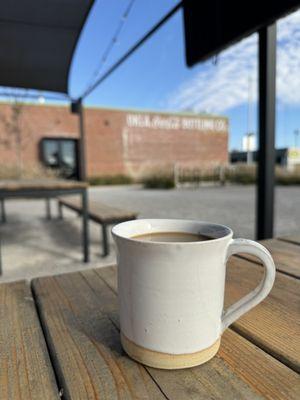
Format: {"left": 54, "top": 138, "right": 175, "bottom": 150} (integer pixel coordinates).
{"left": 112, "top": 219, "right": 276, "bottom": 370}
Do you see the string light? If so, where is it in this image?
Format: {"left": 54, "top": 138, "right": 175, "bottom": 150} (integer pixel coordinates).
{"left": 78, "top": 2, "right": 183, "bottom": 101}
{"left": 85, "top": 0, "right": 136, "bottom": 92}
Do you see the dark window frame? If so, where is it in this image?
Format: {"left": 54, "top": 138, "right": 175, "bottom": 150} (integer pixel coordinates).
{"left": 40, "top": 137, "right": 79, "bottom": 180}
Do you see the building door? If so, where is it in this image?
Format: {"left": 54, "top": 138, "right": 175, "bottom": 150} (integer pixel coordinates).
{"left": 41, "top": 138, "right": 79, "bottom": 179}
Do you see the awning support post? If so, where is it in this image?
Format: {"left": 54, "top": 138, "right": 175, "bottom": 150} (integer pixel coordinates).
{"left": 256, "top": 23, "right": 277, "bottom": 240}
{"left": 71, "top": 99, "right": 86, "bottom": 181}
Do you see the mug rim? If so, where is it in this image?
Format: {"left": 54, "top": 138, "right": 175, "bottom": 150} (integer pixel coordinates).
{"left": 112, "top": 218, "right": 233, "bottom": 245}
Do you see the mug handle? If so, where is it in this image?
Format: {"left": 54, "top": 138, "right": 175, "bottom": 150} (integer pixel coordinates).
{"left": 221, "top": 238, "right": 276, "bottom": 332}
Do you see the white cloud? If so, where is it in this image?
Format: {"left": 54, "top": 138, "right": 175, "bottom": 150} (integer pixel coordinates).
{"left": 168, "top": 10, "right": 300, "bottom": 113}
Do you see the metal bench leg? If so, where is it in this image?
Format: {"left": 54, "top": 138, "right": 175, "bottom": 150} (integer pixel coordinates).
{"left": 0, "top": 235, "right": 2, "bottom": 275}
{"left": 1, "top": 199, "right": 6, "bottom": 223}
{"left": 82, "top": 189, "right": 89, "bottom": 263}
{"left": 45, "top": 198, "right": 51, "bottom": 220}
{"left": 101, "top": 224, "right": 109, "bottom": 257}
{"left": 58, "top": 201, "right": 63, "bottom": 219}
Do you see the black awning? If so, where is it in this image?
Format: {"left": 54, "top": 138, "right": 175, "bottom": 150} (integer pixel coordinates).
{"left": 0, "top": 0, "right": 94, "bottom": 94}
{"left": 183, "top": 0, "right": 300, "bottom": 66}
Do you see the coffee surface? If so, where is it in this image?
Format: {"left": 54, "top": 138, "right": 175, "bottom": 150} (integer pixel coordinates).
{"left": 132, "top": 231, "right": 212, "bottom": 242}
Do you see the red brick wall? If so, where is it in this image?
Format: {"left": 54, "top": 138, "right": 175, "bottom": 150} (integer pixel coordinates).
{"left": 0, "top": 102, "right": 78, "bottom": 172}
{"left": 85, "top": 108, "right": 125, "bottom": 176}
{"left": 0, "top": 102, "right": 228, "bottom": 178}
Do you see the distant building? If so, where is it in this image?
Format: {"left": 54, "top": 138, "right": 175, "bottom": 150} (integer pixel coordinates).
{"left": 0, "top": 102, "right": 229, "bottom": 180}
{"left": 230, "top": 147, "right": 300, "bottom": 169}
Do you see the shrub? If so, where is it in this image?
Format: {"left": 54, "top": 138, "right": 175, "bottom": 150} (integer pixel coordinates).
{"left": 142, "top": 174, "right": 175, "bottom": 189}
{"left": 178, "top": 169, "right": 220, "bottom": 184}
{"left": 142, "top": 164, "right": 300, "bottom": 188}
{"left": 0, "top": 164, "right": 59, "bottom": 180}
{"left": 276, "top": 168, "right": 300, "bottom": 185}
{"left": 88, "top": 174, "right": 133, "bottom": 186}
{"left": 225, "top": 165, "right": 300, "bottom": 185}
{"left": 224, "top": 164, "right": 256, "bottom": 184}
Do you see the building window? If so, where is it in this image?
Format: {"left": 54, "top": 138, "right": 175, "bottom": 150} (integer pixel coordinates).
{"left": 40, "top": 138, "right": 79, "bottom": 180}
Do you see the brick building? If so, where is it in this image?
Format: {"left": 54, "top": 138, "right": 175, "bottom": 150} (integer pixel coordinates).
{"left": 0, "top": 102, "right": 228, "bottom": 179}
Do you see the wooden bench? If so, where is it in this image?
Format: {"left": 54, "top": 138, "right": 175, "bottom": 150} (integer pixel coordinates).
{"left": 58, "top": 196, "right": 137, "bottom": 256}
{"left": 0, "top": 180, "right": 90, "bottom": 263}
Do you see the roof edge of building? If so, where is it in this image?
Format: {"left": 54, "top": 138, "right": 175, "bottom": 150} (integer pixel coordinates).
{"left": 0, "top": 99, "right": 228, "bottom": 120}
{"left": 85, "top": 104, "right": 229, "bottom": 120}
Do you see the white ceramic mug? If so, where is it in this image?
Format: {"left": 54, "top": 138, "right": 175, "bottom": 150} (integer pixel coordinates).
{"left": 112, "top": 219, "right": 276, "bottom": 369}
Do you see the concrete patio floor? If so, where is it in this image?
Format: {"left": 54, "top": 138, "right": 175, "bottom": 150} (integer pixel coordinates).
{"left": 0, "top": 184, "right": 299, "bottom": 282}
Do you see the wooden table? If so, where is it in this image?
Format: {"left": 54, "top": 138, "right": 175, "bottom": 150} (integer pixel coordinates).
{"left": 1, "top": 236, "right": 299, "bottom": 399}
{"left": 0, "top": 180, "right": 89, "bottom": 262}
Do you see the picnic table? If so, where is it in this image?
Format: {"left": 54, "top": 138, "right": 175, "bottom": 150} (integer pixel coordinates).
{"left": 0, "top": 179, "right": 89, "bottom": 262}
{"left": 0, "top": 235, "right": 299, "bottom": 399}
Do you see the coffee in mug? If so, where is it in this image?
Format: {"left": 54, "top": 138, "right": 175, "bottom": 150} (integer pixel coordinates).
{"left": 132, "top": 231, "right": 212, "bottom": 242}
{"left": 112, "top": 219, "right": 275, "bottom": 369}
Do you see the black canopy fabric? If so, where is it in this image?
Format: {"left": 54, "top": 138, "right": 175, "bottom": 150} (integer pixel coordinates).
{"left": 183, "top": 0, "right": 300, "bottom": 66}
{"left": 0, "top": 0, "right": 94, "bottom": 94}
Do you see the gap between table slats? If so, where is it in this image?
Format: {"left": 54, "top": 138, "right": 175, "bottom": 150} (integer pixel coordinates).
{"left": 235, "top": 238, "right": 300, "bottom": 279}
{"left": 277, "top": 234, "right": 300, "bottom": 247}
{"left": 0, "top": 281, "right": 60, "bottom": 400}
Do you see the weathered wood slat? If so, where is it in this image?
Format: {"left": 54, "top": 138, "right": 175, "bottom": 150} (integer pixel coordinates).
{"left": 0, "top": 281, "right": 59, "bottom": 400}
{"left": 91, "top": 267, "right": 300, "bottom": 400}
{"left": 0, "top": 180, "right": 87, "bottom": 191}
{"left": 226, "top": 257, "right": 300, "bottom": 372}
{"left": 32, "top": 274, "right": 167, "bottom": 400}
{"left": 58, "top": 196, "right": 137, "bottom": 223}
{"left": 278, "top": 233, "right": 300, "bottom": 246}
{"left": 238, "top": 238, "right": 300, "bottom": 278}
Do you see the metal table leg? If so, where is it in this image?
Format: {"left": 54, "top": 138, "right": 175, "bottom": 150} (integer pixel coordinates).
{"left": 45, "top": 198, "right": 51, "bottom": 220}
{"left": 101, "top": 224, "right": 109, "bottom": 257}
{"left": 0, "top": 234, "right": 2, "bottom": 275}
{"left": 58, "top": 200, "right": 63, "bottom": 219}
{"left": 1, "top": 199, "right": 6, "bottom": 223}
{"left": 81, "top": 189, "right": 89, "bottom": 262}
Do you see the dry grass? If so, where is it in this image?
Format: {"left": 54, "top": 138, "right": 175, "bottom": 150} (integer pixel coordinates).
{"left": 174, "top": 163, "right": 300, "bottom": 187}
{"left": 0, "top": 164, "right": 59, "bottom": 180}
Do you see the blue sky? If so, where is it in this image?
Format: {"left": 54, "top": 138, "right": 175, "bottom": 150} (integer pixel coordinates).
{"left": 70, "top": 1, "right": 188, "bottom": 109}
{"left": 2, "top": 1, "right": 300, "bottom": 150}
{"left": 69, "top": 1, "right": 300, "bottom": 150}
